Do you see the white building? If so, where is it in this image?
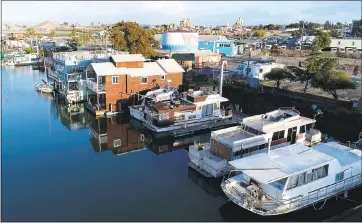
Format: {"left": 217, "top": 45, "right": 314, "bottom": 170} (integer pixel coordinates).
{"left": 232, "top": 61, "right": 286, "bottom": 80}
{"left": 330, "top": 38, "right": 362, "bottom": 52}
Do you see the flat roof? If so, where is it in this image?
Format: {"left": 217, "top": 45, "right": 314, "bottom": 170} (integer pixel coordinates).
{"left": 313, "top": 142, "right": 361, "bottom": 167}
{"left": 193, "top": 94, "right": 229, "bottom": 106}
{"left": 229, "top": 143, "right": 334, "bottom": 184}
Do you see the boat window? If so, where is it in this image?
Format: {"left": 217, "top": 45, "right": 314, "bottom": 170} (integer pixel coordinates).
{"left": 313, "top": 164, "right": 329, "bottom": 181}
{"left": 298, "top": 172, "right": 307, "bottom": 186}
{"left": 141, "top": 77, "right": 148, "bottom": 84}
{"left": 299, "top": 125, "right": 306, "bottom": 134}
{"left": 272, "top": 130, "right": 285, "bottom": 140}
{"left": 306, "top": 171, "right": 313, "bottom": 183}
{"left": 270, "top": 178, "right": 287, "bottom": 191}
{"left": 234, "top": 150, "right": 242, "bottom": 157}
{"left": 242, "top": 148, "right": 249, "bottom": 155}
{"left": 286, "top": 175, "right": 299, "bottom": 190}
{"left": 335, "top": 172, "right": 344, "bottom": 182}
{"left": 306, "top": 124, "right": 312, "bottom": 131}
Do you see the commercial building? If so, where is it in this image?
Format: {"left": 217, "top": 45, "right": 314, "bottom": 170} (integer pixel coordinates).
{"left": 85, "top": 55, "right": 184, "bottom": 115}
{"left": 330, "top": 38, "right": 362, "bottom": 52}
{"left": 198, "top": 35, "right": 238, "bottom": 56}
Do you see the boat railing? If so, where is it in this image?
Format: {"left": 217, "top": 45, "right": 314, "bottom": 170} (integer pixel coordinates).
{"left": 278, "top": 107, "right": 300, "bottom": 115}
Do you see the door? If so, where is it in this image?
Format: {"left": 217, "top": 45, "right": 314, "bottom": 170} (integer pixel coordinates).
{"left": 291, "top": 127, "right": 297, "bottom": 144}
{"left": 202, "top": 104, "right": 213, "bottom": 118}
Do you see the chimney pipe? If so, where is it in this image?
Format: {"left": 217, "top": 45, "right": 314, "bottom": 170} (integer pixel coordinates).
{"left": 267, "top": 138, "right": 272, "bottom": 155}
{"left": 219, "top": 60, "right": 227, "bottom": 96}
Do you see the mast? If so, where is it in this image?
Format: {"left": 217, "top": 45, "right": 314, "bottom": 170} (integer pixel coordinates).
{"left": 219, "top": 60, "right": 227, "bottom": 96}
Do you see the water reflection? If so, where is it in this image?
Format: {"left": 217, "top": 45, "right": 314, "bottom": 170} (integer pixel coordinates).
{"left": 53, "top": 102, "right": 90, "bottom": 131}
{"left": 88, "top": 115, "right": 145, "bottom": 155}
{"left": 188, "top": 167, "right": 225, "bottom": 198}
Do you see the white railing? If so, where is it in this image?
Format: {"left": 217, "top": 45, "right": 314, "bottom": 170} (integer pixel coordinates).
{"left": 224, "top": 173, "right": 362, "bottom": 215}
{"left": 86, "top": 79, "right": 105, "bottom": 92}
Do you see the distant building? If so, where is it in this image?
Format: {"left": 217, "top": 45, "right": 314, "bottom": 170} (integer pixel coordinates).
{"left": 351, "top": 20, "right": 360, "bottom": 37}
{"left": 330, "top": 38, "right": 362, "bottom": 51}
{"left": 180, "top": 18, "right": 194, "bottom": 29}
{"left": 198, "top": 35, "right": 238, "bottom": 56}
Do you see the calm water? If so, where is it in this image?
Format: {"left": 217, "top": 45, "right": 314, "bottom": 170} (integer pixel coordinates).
{"left": 1, "top": 66, "right": 361, "bottom": 221}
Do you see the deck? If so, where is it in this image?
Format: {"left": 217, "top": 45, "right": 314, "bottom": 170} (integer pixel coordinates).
{"left": 169, "top": 119, "right": 239, "bottom": 138}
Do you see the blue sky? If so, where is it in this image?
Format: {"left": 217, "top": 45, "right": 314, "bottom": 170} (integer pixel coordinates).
{"left": 2, "top": 1, "right": 361, "bottom": 26}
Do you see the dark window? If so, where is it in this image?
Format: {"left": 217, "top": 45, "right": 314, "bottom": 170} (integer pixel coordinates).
{"left": 306, "top": 124, "right": 312, "bottom": 131}
{"left": 272, "top": 130, "right": 285, "bottom": 140}
{"left": 234, "top": 150, "right": 242, "bottom": 157}
{"left": 300, "top": 125, "right": 306, "bottom": 134}
{"left": 243, "top": 148, "right": 249, "bottom": 154}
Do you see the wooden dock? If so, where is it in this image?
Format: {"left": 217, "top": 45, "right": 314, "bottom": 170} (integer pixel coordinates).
{"left": 169, "top": 118, "right": 239, "bottom": 138}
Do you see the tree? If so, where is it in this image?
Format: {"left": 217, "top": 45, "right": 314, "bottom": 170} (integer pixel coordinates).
{"left": 311, "top": 58, "right": 356, "bottom": 100}
{"left": 292, "top": 30, "right": 302, "bottom": 37}
{"left": 110, "top": 21, "right": 160, "bottom": 57}
{"left": 26, "top": 27, "right": 35, "bottom": 37}
{"left": 264, "top": 68, "right": 295, "bottom": 92}
{"left": 287, "top": 66, "right": 315, "bottom": 93}
{"left": 330, "top": 29, "right": 342, "bottom": 38}
{"left": 253, "top": 30, "right": 266, "bottom": 37}
{"left": 316, "top": 32, "right": 331, "bottom": 49}
{"left": 24, "top": 47, "right": 36, "bottom": 54}
{"left": 336, "top": 22, "right": 343, "bottom": 29}
{"left": 50, "top": 30, "right": 56, "bottom": 37}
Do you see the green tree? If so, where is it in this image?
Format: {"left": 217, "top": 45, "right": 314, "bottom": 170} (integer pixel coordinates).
{"left": 253, "top": 30, "right": 266, "bottom": 37}
{"left": 26, "top": 27, "right": 35, "bottom": 37}
{"left": 330, "top": 29, "right": 342, "bottom": 38}
{"left": 69, "top": 27, "right": 79, "bottom": 46}
{"left": 316, "top": 32, "right": 331, "bottom": 49}
{"left": 24, "top": 47, "right": 36, "bottom": 54}
{"left": 310, "top": 58, "right": 356, "bottom": 100}
{"left": 50, "top": 30, "right": 56, "bottom": 37}
{"left": 292, "top": 30, "right": 301, "bottom": 37}
{"left": 110, "top": 21, "right": 160, "bottom": 57}
{"left": 336, "top": 22, "right": 343, "bottom": 29}
{"left": 287, "top": 66, "right": 315, "bottom": 93}
{"left": 264, "top": 68, "right": 295, "bottom": 92}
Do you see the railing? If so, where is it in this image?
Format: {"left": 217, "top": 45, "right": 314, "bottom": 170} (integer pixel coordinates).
{"left": 225, "top": 173, "right": 362, "bottom": 215}
{"left": 279, "top": 107, "right": 300, "bottom": 115}
{"left": 188, "top": 151, "right": 230, "bottom": 177}
{"left": 67, "top": 73, "right": 81, "bottom": 82}
{"left": 85, "top": 79, "right": 105, "bottom": 92}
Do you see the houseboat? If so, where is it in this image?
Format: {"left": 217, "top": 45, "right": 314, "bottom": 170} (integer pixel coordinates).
{"left": 188, "top": 107, "right": 322, "bottom": 178}
{"left": 129, "top": 87, "right": 232, "bottom": 133}
{"left": 221, "top": 142, "right": 361, "bottom": 216}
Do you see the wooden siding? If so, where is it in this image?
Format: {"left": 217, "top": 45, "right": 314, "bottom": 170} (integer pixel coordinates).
{"left": 112, "top": 61, "right": 144, "bottom": 68}
{"left": 107, "top": 121, "right": 143, "bottom": 154}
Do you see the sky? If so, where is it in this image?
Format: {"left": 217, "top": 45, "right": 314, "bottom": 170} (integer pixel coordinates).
{"left": 2, "top": 1, "right": 361, "bottom": 26}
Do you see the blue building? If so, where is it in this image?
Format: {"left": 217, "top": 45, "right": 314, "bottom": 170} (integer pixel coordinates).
{"left": 198, "top": 35, "right": 239, "bottom": 57}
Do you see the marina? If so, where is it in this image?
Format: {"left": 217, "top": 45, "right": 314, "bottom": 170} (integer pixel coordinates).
{"left": 2, "top": 65, "right": 361, "bottom": 222}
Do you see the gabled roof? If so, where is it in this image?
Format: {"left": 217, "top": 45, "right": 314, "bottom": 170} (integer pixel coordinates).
{"left": 229, "top": 143, "right": 334, "bottom": 184}
{"left": 90, "top": 62, "right": 127, "bottom": 76}
{"left": 156, "top": 59, "right": 185, "bottom": 73}
{"left": 111, "top": 54, "right": 145, "bottom": 62}
{"left": 127, "top": 62, "right": 166, "bottom": 77}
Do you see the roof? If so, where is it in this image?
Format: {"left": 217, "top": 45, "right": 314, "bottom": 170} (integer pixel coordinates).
{"left": 199, "top": 35, "right": 229, "bottom": 42}
{"left": 313, "top": 142, "right": 361, "bottom": 167}
{"left": 156, "top": 59, "right": 185, "bottom": 73}
{"left": 193, "top": 94, "right": 229, "bottom": 106}
{"left": 229, "top": 143, "right": 334, "bottom": 184}
{"left": 111, "top": 54, "right": 145, "bottom": 62}
{"left": 90, "top": 62, "right": 128, "bottom": 76}
{"left": 128, "top": 62, "right": 166, "bottom": 77}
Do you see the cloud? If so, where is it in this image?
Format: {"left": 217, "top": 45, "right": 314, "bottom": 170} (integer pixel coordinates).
{"left": 2, "top": 1, "right": 361, "bottom": 26}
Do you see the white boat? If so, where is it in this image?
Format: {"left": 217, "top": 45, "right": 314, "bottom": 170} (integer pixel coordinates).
{"left": 129, "top": 87, "right": 232, "bottom": 133}
{"left": 188, "top": 107, "right": 323, "bottom": 178}
{"left": 221, "top": 142, "right": 361, "bottom": 216}
{"left": 36, "top": 79, "right": 54, "bottom": 94}
{"left": 6, "top": 60, "right": 15, "bottom": 66}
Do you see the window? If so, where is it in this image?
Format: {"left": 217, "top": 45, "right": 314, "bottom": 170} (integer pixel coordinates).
{"left": 338, "top": 41, "right": 341, "bottom": 45}
{"left": 188, "top": 115, "right": 196, "bottom": 119}
{"left": 335, "top": 172, "right": 344, "bottom": 182}
{"left": 140, "top": 134, "right": 145, "bottom": 142}
{"left": 259, "top": 69, "right": 263, "bottom": 73}
{"left": 287, "top": 175, "right": 299, "bottom": 190}
{"left": 306, "top": 124, "right": 312, "bottom": 131}
{"left": 300, "top": 125, "right": 306, "bottom": 134}
{"left": 233, "top": 150, "right": 242, "bottom": 157}
{"left": 141, "top": 77, "right": 148, "bottom": 84}
{"left": 313, "top": 164, "right": 329, "bottom": 181}
{"left": 160, "top": 75, "right": 165, "bottom": 80}
{"left": 112, "top": 76, "right": 119, "bottom": 84}
{"left": 272, "top": 130, "right": 285, "bottom": 140}
{"left": 113, "top": 139, "right": 121, "bottom": 147}
{"left": 271, "top": 178, "right": 287, "bottom": 191}
{"left": 352, "top": 42, "right": 355, "bottom": 46}
{"left": 298, "top": 172, "right": 306, "bottom": 186}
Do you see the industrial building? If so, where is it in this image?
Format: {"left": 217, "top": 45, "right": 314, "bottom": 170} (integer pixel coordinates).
{"left": 198, "top": 35, "right": 239, "bottom": 56}
{"left": 330, "top": 38, "right": 362, "bottom": 52}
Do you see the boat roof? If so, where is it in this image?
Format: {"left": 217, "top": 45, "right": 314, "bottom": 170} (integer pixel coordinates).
{"left": 242, "top": 108, "right": 315, "bottom": 133}
{"left": 229, "top": 143, "right": 334, "bottom": 184}
{"left": 313, "top": 142, "right": 361, "bottom": 167}
{"left": 193, "top": 94, "right": 229, "bottom": 106}
{"left": 212, "top": 126, "right": 267, "bottom": 149}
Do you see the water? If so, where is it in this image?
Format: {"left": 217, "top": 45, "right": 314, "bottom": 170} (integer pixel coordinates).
{"left": 1, "top": 66, "right": 361, "bottom": 221}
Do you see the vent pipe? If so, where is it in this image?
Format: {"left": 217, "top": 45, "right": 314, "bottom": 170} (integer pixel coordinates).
{"left": 267, "top": 138, "right": 272, "bottom": 155}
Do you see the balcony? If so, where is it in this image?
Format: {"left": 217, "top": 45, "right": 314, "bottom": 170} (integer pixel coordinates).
{"left": 67, "top": 73, "right": 81, "bottom": 82}
{"left": 86, "top": 79, "right": 106, "bottom": 93}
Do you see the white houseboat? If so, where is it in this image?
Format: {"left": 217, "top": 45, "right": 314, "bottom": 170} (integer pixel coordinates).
{"left": 188, "top": 107, "right": 322, "bottom": 178}
{"left": 129, "top": 87, "right": 232, "bottom": 133}
{"left": 221, "top": 142, "right": 361, "bottom": 216}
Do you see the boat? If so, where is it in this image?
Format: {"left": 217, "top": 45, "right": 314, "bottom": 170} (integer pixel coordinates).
{"left": 188, "top": 107, "right": 323, "bottom": 178}
{"left": 220, "top": 142, "right": 361, "bottom": 216}
{"left": 36, "top": 79, "right": 54, "bottom": 94}
{"left": 129, "top": 86, "right": 232, "bottom": 133}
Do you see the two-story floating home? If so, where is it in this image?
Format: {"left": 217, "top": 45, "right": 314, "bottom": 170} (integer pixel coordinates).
{"left": 85, "top": 55, "right": 184, "bottom": 116}
{"left": 188, "top": 107, "right": 322, "bottom": 178}
{"left": 221, "top": 142, "right": 361, "bottom": 216}
{"left": 48, "top": 50, "right": 128, "bottom": 104}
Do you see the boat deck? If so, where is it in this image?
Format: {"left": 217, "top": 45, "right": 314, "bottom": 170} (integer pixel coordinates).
{"left": 169, "top": 119, "right": 238, "bottom": 138}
